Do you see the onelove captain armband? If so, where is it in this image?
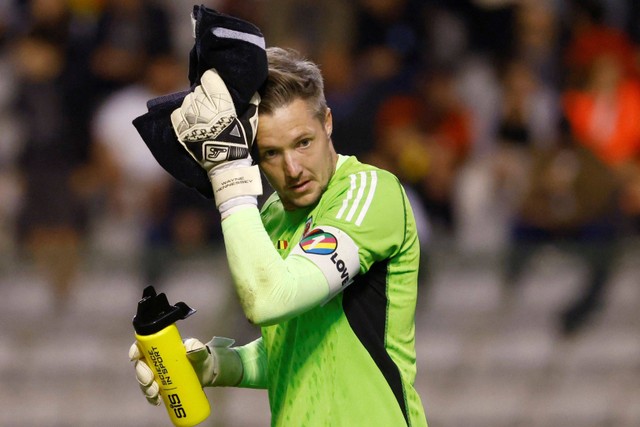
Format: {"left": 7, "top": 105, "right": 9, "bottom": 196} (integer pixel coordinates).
{"left": 289, "top": 225, "right": 361, "bottom": 299}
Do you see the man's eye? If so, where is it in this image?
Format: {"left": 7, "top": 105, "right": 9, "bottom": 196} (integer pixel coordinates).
{"left": 298, "top": 139, "right": 311, "bottom": 148}
{"left": 262, "top": 150, "right": 277, "bottom": 159}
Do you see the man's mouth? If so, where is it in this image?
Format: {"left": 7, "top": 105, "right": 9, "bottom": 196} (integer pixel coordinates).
{"left": 288, "top": 180, "right": 310, "bottom": 192}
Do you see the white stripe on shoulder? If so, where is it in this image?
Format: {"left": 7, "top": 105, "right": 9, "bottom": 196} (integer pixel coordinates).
{"left": 336, "top": 171, "right": 378, "bottom": 226}
{"left": 336, "top": 173, "right": 357, "bottom": 219}
{"left": 356, "top": 171, "right": 377, "bottom": 226}
{"left": 345, "top": 172, "right": 367, "bottom": 222}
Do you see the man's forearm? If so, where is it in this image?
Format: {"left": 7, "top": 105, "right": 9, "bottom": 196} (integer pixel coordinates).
{"left": 221, "top": 205, "right": 329, "bottom": 325}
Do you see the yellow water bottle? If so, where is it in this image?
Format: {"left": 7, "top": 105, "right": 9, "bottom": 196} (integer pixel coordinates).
{"left": 133, "top": 286, "right": 211, "bottom": 426}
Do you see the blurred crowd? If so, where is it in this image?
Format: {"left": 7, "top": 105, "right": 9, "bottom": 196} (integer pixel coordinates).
{"left": 1, "top": 0, "right": 640, "bottom": 337}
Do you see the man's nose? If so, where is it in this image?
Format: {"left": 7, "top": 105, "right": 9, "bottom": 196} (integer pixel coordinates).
{"left": 284, "top": 152, "right": 302, "bottom": 178}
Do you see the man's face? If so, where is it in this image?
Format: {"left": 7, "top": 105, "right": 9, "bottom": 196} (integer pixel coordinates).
{"left": 256, "top": 98, "right": 336, "bottom": 211}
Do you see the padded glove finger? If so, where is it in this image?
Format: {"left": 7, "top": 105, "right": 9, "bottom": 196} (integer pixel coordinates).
{"left": 129, "top": 341, "right": 162, "bottom": 406}
{"left": 140, "top": 380, "right": 162, "bottom": 406}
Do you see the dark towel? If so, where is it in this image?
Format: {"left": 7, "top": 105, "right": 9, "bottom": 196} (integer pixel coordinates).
{"left": 132, "top": 5, "right": 268, "bottom": 199}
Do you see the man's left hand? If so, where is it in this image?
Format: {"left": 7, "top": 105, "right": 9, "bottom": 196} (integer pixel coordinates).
{"left": 171, "top": 68, "right": 259, "bottom": 173}
{"left": 170, "top": 68, "right": 262, "bottom": 210}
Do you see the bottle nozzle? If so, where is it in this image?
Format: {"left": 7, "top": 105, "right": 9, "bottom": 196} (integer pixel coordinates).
{"left": 133, "top": 286, "right": 196, "bottom": 335}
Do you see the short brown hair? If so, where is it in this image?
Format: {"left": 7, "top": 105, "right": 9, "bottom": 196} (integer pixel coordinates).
{"left": 259, "top": 47, "right": 327, "bottom": 123}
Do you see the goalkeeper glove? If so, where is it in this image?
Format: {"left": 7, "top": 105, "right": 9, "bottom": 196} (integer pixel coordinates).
{"left": 170, "top": 68, "right": 262, "bottom": 215}
{"left": 129, "top": 336, "right": 243, "bottom": 406}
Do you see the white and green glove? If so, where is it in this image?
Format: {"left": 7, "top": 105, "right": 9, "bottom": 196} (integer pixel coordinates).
{"left": 170, "top": 68, "right": 262, "bottom": 215}
{"left": 129, "top": 337, "right": 243, "bottom": 406}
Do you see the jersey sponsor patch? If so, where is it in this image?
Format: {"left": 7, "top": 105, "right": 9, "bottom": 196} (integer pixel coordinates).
{"left": 290, "top": 225, "right": 360, "bottom": 298}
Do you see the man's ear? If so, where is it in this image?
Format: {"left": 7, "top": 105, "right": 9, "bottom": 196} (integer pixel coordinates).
{"left": 325, "top": 108, "right": 333, "bottom": 137}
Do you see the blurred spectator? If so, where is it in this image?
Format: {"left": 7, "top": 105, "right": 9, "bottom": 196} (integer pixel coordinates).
{"left": 259, "top": 0, "right": 354, "bottom": 58}
{"left": 422, "top": 3, "right": 468, "bottom": 70}
{"left": 366, "top": 67, "right": 472, "bottom": 234}
{"left": 11, "top": 0, "right": 94, "bottom": 309}
{"left": 454, "top": 54, "right": 560, "bottom": 253}
{"left": 353, "top": 0, "right": 427, "bottom": 79}
{"left": 438, "top": 0, "right": 517, "bottom": 65}
{"left": 90, "top": 0, "right": 173, "bottom": 100}
{"left": 318, "top": 44, "right": 359, "bottom": 126}
{"left": 491, "top": 55, "right": 560, "bottom": 213}
{"left": 502, "top": 119, "right": 620, "bottom": 336}
{"left": 513, "top": 0, "right": 563, "bottom": 88}
{"left": 490, "top": 45, "right": 627, "bottom": 336}
{"left": 141, "top": 182, "right": 222, "bottom": 288}
{"left": 495, "top": 57, "right": 560, "bottom": 151}
{"left": 562, "top": 43, "right": 640, "bottom": 232}
{"left": 563, "top": 0, "right": 638, "bottom": 88}
{"left": 562, "top": 54, "right": 640, "bottom": 167}
{"left": 89, "top": 54, "right": 177, "bottom": 254}
{"left": 328, "top": 0, "right": 431, "bottom": 158}
{"left": 90, "top": 53, "right": 220, "bottom": 287}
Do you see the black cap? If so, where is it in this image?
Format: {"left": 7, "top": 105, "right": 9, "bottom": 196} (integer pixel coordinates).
{"left": 132, "top": 286, "right": 196, "bottom": 335}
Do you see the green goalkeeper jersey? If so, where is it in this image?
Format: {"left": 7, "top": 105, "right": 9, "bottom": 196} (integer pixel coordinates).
{"left": 259, "top": 155, "right": 427, "bottom": 427}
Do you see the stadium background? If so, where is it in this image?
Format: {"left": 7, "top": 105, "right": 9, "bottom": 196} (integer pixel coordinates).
{"left": 0, "top": 1, "right": 639, "bottom": 426}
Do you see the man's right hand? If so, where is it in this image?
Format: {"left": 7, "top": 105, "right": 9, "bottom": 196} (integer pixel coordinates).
{"left": 129, "top": 341, "right": 164, "bottom": 406}
{"left": 128, "top": 337, "right": 242, "bottom": 406}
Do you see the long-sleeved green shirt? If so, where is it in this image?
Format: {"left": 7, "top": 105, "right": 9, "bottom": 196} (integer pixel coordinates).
{"left": 224, "top": 155, "right": 428, "bottom": 426}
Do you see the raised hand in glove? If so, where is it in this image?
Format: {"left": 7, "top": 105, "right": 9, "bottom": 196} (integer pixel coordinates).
{"left": 129, "top": 337, "right": 243, "bottom": 406}
{"left": 170, "top": 69, "right": 262, "bottom": 212}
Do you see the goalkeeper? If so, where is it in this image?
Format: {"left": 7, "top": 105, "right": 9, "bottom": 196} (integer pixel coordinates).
{"left": 130, "top": 45, "right": 428, "bottom": 427}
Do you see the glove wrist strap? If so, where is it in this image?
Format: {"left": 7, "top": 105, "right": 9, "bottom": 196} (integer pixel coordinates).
{"left": 210, "top": 347, "right": 244, "bottom": 387}
{"left": 209, "top": 164, "right": 262, "bottom": 209}
{"left": 204, "top": 337, "right": 244, "bottom": 387}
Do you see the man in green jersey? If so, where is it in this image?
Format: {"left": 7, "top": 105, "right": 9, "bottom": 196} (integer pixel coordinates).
{"left": 130, "top": 46, "right": 428, "bottom": 426}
